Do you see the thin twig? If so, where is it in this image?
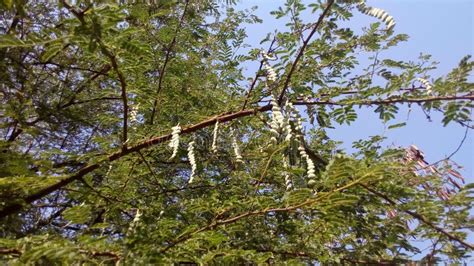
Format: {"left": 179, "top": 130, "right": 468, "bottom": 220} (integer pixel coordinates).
{"left": 254, "top": 146, "right": 286, "bottom": 192}
{"left": 445, "top": 125, "right": 470, "bottom": 160}
{"left": 3, "top": 92, "right": 470, "bottom": 218}
{"left": 359, "top": 183, "right": 474, "bottom": 250}
{"left": 149, "top": 0, "right": 190, "bottom": 125}
{"left": 241, "top": 37, "right": 277, "bottom": 110}
{"left": 295, "top": 94, "right": 474, "bottom": 106}
{"left": 160, "top": 175, "right": 366, "bottom": 253}
{"left": 277, "top": 0, "right": 335, "bottom": 104}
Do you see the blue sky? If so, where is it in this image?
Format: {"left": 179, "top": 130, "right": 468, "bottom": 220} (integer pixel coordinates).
{"left": 236, "top": 0, "right": 473, "bottom": 180}
{"left": 235, "top": 0, "right": 473, "bottom": 260}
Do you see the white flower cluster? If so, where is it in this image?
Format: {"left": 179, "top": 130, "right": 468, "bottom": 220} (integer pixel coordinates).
{"left": 105, "top": 164, "right": 113, "bottom": 178}
{"left": 303, "top": 96, "right": 316, "bottom": 125}
{"left": 128, "top": 208, "right": 142, "bottom": 233}
{"left": 287, "top": 102, "right": 304, "bottom": 136}
{"left": 169, "top": 124, "right": 181, "bottom": 159}
{"left": 269, "top": 95, "right": 289, "bottom": 142}
{"left": 211, "top": 121, "right": 219, "bottom": 153}
{"left": 129, "top": 104, "right": 139, "bottom": 124}
{"left": 298, "top": 144, "right": 317, "bottom": 180}
{"left": 287, "top": 103, "right": 317, "bottom": 181}
{"left": 416, "top": 77, "right": 433, "bottom": 94}
{"left": 232, "top": 134, "right": 243, "bottom": 163}
{"left": 187, "top": 141, "right": 197, "bottom": 183}
{"left": 261, "top": 51, "right": 277, "bottom": 82}
{"left": 357, "top": 2, "right": 396, "bottom": 31}
{"left": 132, "top": 208, "right": 142, "bottom": 223}
{"left": 283, "top": 159, "right": 293, "bottom": 191}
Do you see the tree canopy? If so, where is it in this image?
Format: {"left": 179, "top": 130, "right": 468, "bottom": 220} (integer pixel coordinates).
{"left": 0, "top": 0, "right": 473, "bottom": 264}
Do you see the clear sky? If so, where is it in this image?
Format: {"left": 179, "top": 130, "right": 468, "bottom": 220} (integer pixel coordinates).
{"left": 236, "top": 0, "right": 473, "bottom": 260}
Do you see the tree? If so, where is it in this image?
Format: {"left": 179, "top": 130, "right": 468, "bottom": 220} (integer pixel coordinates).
{"left": 0, "top": 0, "right": 473, "bottom": 264}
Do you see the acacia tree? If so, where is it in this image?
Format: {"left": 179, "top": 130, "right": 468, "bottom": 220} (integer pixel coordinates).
{"left": 0, "top": 0, "right": 473, "bottom": 264}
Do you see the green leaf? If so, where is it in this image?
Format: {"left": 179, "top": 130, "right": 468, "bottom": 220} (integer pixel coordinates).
{"left": 388, "top": 122, "right": 406, "bottom": 129}
{"left": 284, "top": 188, "right": 314, "bottom": 206}
{"left": 63, "top": 204, "right": 93, "bottom": 224}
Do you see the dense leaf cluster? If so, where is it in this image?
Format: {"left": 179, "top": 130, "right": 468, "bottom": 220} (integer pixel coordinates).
{"left": 0, "top": 0, "right": 472, "bottom": 264}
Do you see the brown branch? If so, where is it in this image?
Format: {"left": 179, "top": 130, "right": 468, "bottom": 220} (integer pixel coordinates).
{"left": 149, "top": 0, "right": 190, "bottom": 125}
{"left": 99, "top": 46, "right": 129, "bottom": 149}
{"left": 60, "top": 1, "right": 86, "bottom": 24}
{"left": 67, "top": 96, "right": 121, "bottom": 106}
{"left": 0, "top": 248, "right": 21, "bottom": 256}
{"left": 7, "top": 121, "right": 22, "bottom": 142}
{"left": 0, "top": 246, "right": 120, "bottom": 262}
{"left": 60, "top": 64, "right": 112, "bottom": 108}
{"left": 61, "top": 1, "right": 128, "bottom": 147}
{"left": 277, "top": 0, "right": 335, "bottom": 104}
{"left": 359, "top": 183, "right": 474, "bottom": 250}
{"left": 254, "top": 146, "right": 286, "bottom": 192}
{"left": 241, "top": 37, "right": 277, "bottom": 110}
{"left": 2, "top": 92, "right": 469, "bottom": 218}
{"left": 87, "top": 250, "right": 120, "bottom": 262}
{"left": 294, "top": 94, "right": 474, "bottom": 106}
{"left": 32, "top": 61, "right": 112, "bottom": 76}
{"left": 160, "top": 176, "right": 365, "bottom": 253}
{"left": 0, "top": 105, "right": 272, "bottom": 219}
{"left": 6, "top": 12, "right": 20, "bottom": 34}
{"left": 254, "top": 248, "right": 401, "bottom": 264}
{"left": 445, "top": 126, "right": 469, "bottom": 160}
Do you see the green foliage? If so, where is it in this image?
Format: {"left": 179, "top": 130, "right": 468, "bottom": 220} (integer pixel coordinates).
{"left": 0, "top": 0, "right": 472, "bottom": 264}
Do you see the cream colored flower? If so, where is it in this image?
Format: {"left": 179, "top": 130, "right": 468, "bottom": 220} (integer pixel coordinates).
{"left": 212, "top": 121, "right": 219, "bottom": 153}
{"left": 188, "top": 141, "right": 197, "bottom": 183}
{"left": 232, "top": 134, "right": 243, "bottom": 163}
{"left": 169, "top": 124, "right": 181, "bottom": 159}
{"left": 416, "top": 77, "right": 433, "bottom": 95}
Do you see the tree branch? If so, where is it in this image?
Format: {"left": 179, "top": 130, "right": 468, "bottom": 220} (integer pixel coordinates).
{"left": 61, "top": 1, "right": 129, "bottom": 148}
{"left": 0, "top": 105, "right": 272, "bottom": 219}
{"left": 2, "top": 92, "right": 471, "bottom": 218}
{"left": 100, "top": 46, "right": 129, "bottom": 149}
{"left": 277, "top": 0, "right": 335, "bottom": 104}
{"left": 241, "top": 37, "right": 277, "bottom": 110}
{"left": 294, "top": 94, "right": 474, "bottom": 106}
{"left": 60, "top": 64, "right": 112, "bottom": 109}
{"left": 359, "top": 183, "right": 474, "bottom": 250}
{"left": 149, "top": 0, "right": 190, "bottom": 125}
{"left": 160, "top": 176, "right": 366, "bottom": 253}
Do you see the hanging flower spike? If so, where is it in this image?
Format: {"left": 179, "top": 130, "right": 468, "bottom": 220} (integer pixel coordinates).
{"left": 211, "top": 121, "right": 219, "bottom": 153}
{"left": 132, "top": 208, "right": 142, "bottom": 223}
{"left": 130, "top": 104, "right": 139, "bottom": 124}
{"left": 288, "top": 103, "right": 316, "bottom": 183}
{"left": 284, "top": 116, "right": 293, "bottom": 142}
{"left": 261, "top": 51, "right": 277, "bottom": 82}
{"left": 287, "top": 102, "right": 304, "bottom": 136}
{"left": 298, "top": 144, "right": 317, "bottom": 181}
{"left": 279, "top": 99, "right": 293, "bottom": 142}
{"left": 105, "top": 164, "right": 113, "bottom": 177}
{"left": 283, "top": 158, "right": 293, "bottom": 191}
{"left": 357, "top": 2, "right": 396, "bottom": 31}
{"left": 305, "top": 97, "right": 315, "bottom": 125}
{"left": 169, "top": 124, "right": 181, "bottom": 159}
{"left": 128, "top": 208, "right": 142, "bottom": 233}
{"left": 187, "top": 140, "right": 197, "bottom": 183}
{"left": 270, "top": 95, "right": 287, "bottom": 141}
{"left": 287, "top": 101, "right": 318, "bottom": 185}
{"left": 232, "top": 133, "right": 243, "bottom": 163}
{"left": 416, "top": 77, "right": 433, "bottom": 95}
